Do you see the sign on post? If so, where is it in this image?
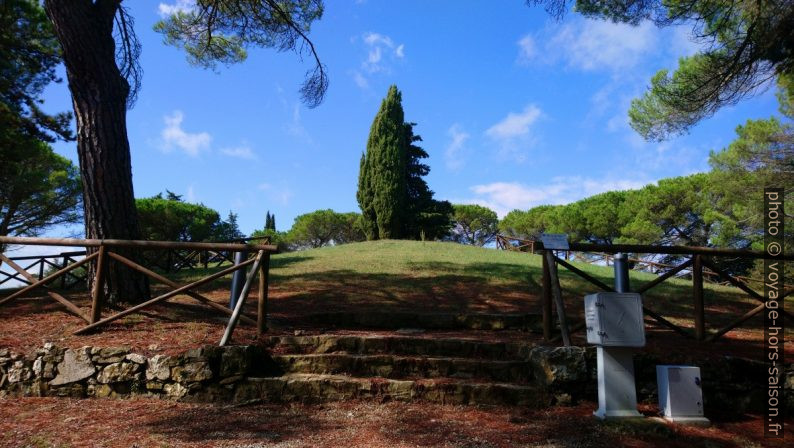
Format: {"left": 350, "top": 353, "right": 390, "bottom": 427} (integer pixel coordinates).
{"left": 540, "top": 233, "right": 569, "bottom": 250}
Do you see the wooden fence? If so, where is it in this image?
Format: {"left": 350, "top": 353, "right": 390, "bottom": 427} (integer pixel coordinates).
{"left": 497, "top": 235, "right": 792, "bottom": 344}
{"left": 0, "top": 236, "right": 278, "bottom": 345}
{"left": 0, "top": 250, "right": 87, "bottom": 290}
{"left": 497, "top": 234, "right": 763, "bottom": 285}
{"left": 0, "top": 236, "right": 272, "bottom": 290}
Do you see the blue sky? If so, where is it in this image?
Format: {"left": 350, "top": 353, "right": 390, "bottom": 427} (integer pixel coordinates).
{"left": 41, "top": 0, "right": 783, "bottom": 236}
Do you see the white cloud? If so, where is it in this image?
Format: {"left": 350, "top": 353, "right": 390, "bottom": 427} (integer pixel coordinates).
{"left": 354, "top": 32, "right": 405, "bottom": 89}
{"left": 367, "top": 46, "right": 383, "bottom": 65}
{"left": 485, "top": 105, "right": 543, "bottom": 161}
{"left": 220, "top": 145, "right": 256, "bottom": 160}
{"left": 521, "top": 19, "right": 657, "bottom": 73}
{"left": 157, "top": 0, "right": 194, "bottom": 17}
{"left": 361, "top": 32, "right": 402, "bottom": 73}
{"left": 160, "top": 110, "right": 211, "bottom": 157}
{"left": 185, "top": 184, "right": 197, "bottom": 202}
{"left": 363, "top": 32, "right": 394, "bottom": 48}
{"left": 444, "top": 124, "right": 470, "bottom": 171}
{"left": 516, "top": 35, "right": 536, "bottom": 65}
{"left": 486, "top": 105, "right": 542, "bottom": 140}
{"left": 463, "top": 176, "right": 651, "bottom": 218}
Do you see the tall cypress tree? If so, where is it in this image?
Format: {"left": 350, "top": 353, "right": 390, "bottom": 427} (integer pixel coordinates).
{"left": 358, "top": 85, "right": 407, "bottom": 239}
{"left": 264, "top": 211, "right": 276, "bottom": 231}
{"left": 357, "top": 85, "right": 451, "bottom": 240}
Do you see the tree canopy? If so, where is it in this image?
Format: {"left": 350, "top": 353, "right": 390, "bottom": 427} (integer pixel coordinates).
{"left": 0, "top": 140, "right": 82, "bottom": 248}
{"left": 0, "top": 0, "right": 72, "bottom": 143}
{"left": 529, "top": 0, "right": 794, "bottom": 140}
{"left": 135, "top": 194, "right": 245, "bottom": 243}
{"left": 0, "top": 0, "right": 81, "bottom": 252}
{"left": 154, "top": 0, "right": 328, "bottom": 107}
{"left": 287, "top": 209, "right": 365, "bottom": 249}
{"left": 449, "top": 204, "right": 499, "bottom": 246}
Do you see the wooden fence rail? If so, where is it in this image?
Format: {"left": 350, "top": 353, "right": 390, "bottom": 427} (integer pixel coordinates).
{"left": 0, "top": 251, "right": 87, "bottom": 290}
{"left": 497, "top": 235, "right": 793, "bottom": 344}
{"left": 0, "top": 236, "right": 278, "bottom": 345}
{"left": 497, "top": 234, "right": 771, "bottom": 284}
{"left": 0, "top": 236, "right": 271, "bottom": 284}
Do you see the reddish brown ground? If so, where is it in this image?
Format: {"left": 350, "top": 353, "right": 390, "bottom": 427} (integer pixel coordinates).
{"left": 1, "top": 287, "right": 790, "bottom": 361}
{"left": 1, "top": 279, "right": 792, "bottom": 446}
{"left": 0, "top": 398, "right": 791, "bottom": 448}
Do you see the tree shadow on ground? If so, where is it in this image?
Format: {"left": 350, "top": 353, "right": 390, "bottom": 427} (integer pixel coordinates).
{"left": 138, "top": 401, "right": 782, "bottom": 448}
{"left": 269, "top": 267, "right": 540, "bottom": 317}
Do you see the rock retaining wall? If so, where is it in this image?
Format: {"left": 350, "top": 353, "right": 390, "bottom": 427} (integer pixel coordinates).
{"left": 1, "top": 343, "right": 791, "bottom": 416}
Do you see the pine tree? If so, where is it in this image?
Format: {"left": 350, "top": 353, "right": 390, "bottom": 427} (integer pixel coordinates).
{"left": 402, "top": 122, "right": 452, "bottom": 239}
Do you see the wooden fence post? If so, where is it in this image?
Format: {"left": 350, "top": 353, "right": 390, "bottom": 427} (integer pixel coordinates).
{"left": 258, "top": 253, "right": 270, "bottom": 335}
{"left": 541, "top": 252, "right": 552, "bottom": 341}
{"left": 60, "top": 256, "right": 68, "bottom": 289}
{"left": 544, "top": 250, "right": 571, "bottom": 346}
{"left": 693, "top": 255, "right": 705, "bottom": 341}
{"left": 91, "top": 245, "right": 106, "bottom": 324}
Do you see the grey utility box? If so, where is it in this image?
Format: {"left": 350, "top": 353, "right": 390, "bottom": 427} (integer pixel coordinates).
{"left": 656, "top": 365, "right": 710, "bottom": 424}
{"left": 584, "top": 292, "right": 645, "bottom": 347}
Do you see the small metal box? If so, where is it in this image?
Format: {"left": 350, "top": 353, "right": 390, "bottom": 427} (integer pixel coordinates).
{"left": 656, "top": 365, "right": 709, "bottom": 423}
{"left": 584, "top": 292, "right": 645, "bottom": 347}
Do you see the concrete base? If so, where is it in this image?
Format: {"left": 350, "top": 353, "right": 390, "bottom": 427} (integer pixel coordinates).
{"left": 651, "top": 416, "right": 711, "bottom": 426}
{"left": 593, "top": 409, "right": 644, "bottom": 419}
{"left": 594, "top": 346, "right": 642, "bottom": 420}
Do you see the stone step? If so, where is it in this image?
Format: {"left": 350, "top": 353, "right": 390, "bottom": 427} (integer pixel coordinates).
{"left": 232, "top": 373, "right": 551, "bottom": 407}
{"left": 301, "top": 311, "right": 542, "bottom": 331}
{"left": 266, "top": 334, "right": 533, "bottom": 360}
{"left": 271, "top": 353, "right": 532, "bottom": 383}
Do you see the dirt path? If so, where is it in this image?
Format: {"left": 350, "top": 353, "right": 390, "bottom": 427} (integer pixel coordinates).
{"left": 0, "top": 397, "right": 789, "bottom": 448}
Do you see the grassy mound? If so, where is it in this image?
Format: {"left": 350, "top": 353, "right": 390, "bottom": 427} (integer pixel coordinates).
{"left": 261, "top": 240, "right": 762, "bottom": 321}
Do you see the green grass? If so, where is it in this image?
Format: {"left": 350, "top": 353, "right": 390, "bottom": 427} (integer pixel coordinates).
{"left": 172, "top": 240, "right": 790, "bottom": 337}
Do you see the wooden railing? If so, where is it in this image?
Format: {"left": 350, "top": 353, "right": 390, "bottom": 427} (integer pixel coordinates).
{"left": 0, "top": 236, "right": 272, "bottom": 289}
{"left": 497, "top": 235, "right": 792, "bottom": 344}
{"left": 497, "top": 234, "right": 764, "bottom": 284}
{"left": 141, "top": 236, "right": 271, "bottom": 273}
{"left": 0, "top": 250, "right": 87, "bottom": 290}
{"left": 0, "top": 236, "right": 278, "bottom": 345}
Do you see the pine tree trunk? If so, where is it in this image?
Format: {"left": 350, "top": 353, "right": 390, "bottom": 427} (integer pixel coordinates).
{"left": 44, "top": 0, "right": 149, "bottom": 303}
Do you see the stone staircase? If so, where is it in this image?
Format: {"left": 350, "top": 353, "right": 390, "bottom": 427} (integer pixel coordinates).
{"left": 230, "top": 333, "right": 583, "bottom": 407}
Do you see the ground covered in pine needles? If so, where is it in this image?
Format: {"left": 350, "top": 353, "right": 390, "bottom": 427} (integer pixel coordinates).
{"left": 1, "top": 398, "right": 790, "bottom": 448}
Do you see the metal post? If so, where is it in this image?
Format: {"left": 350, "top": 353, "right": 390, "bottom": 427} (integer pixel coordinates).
{"left": 594, "top": 252, "right": 642, "bottom": 419}
{"left": 229, "top": 250, "right": 248, "bottom": 309}
{"left": 614, "top": 253, "right": 630, "bottom": 293}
